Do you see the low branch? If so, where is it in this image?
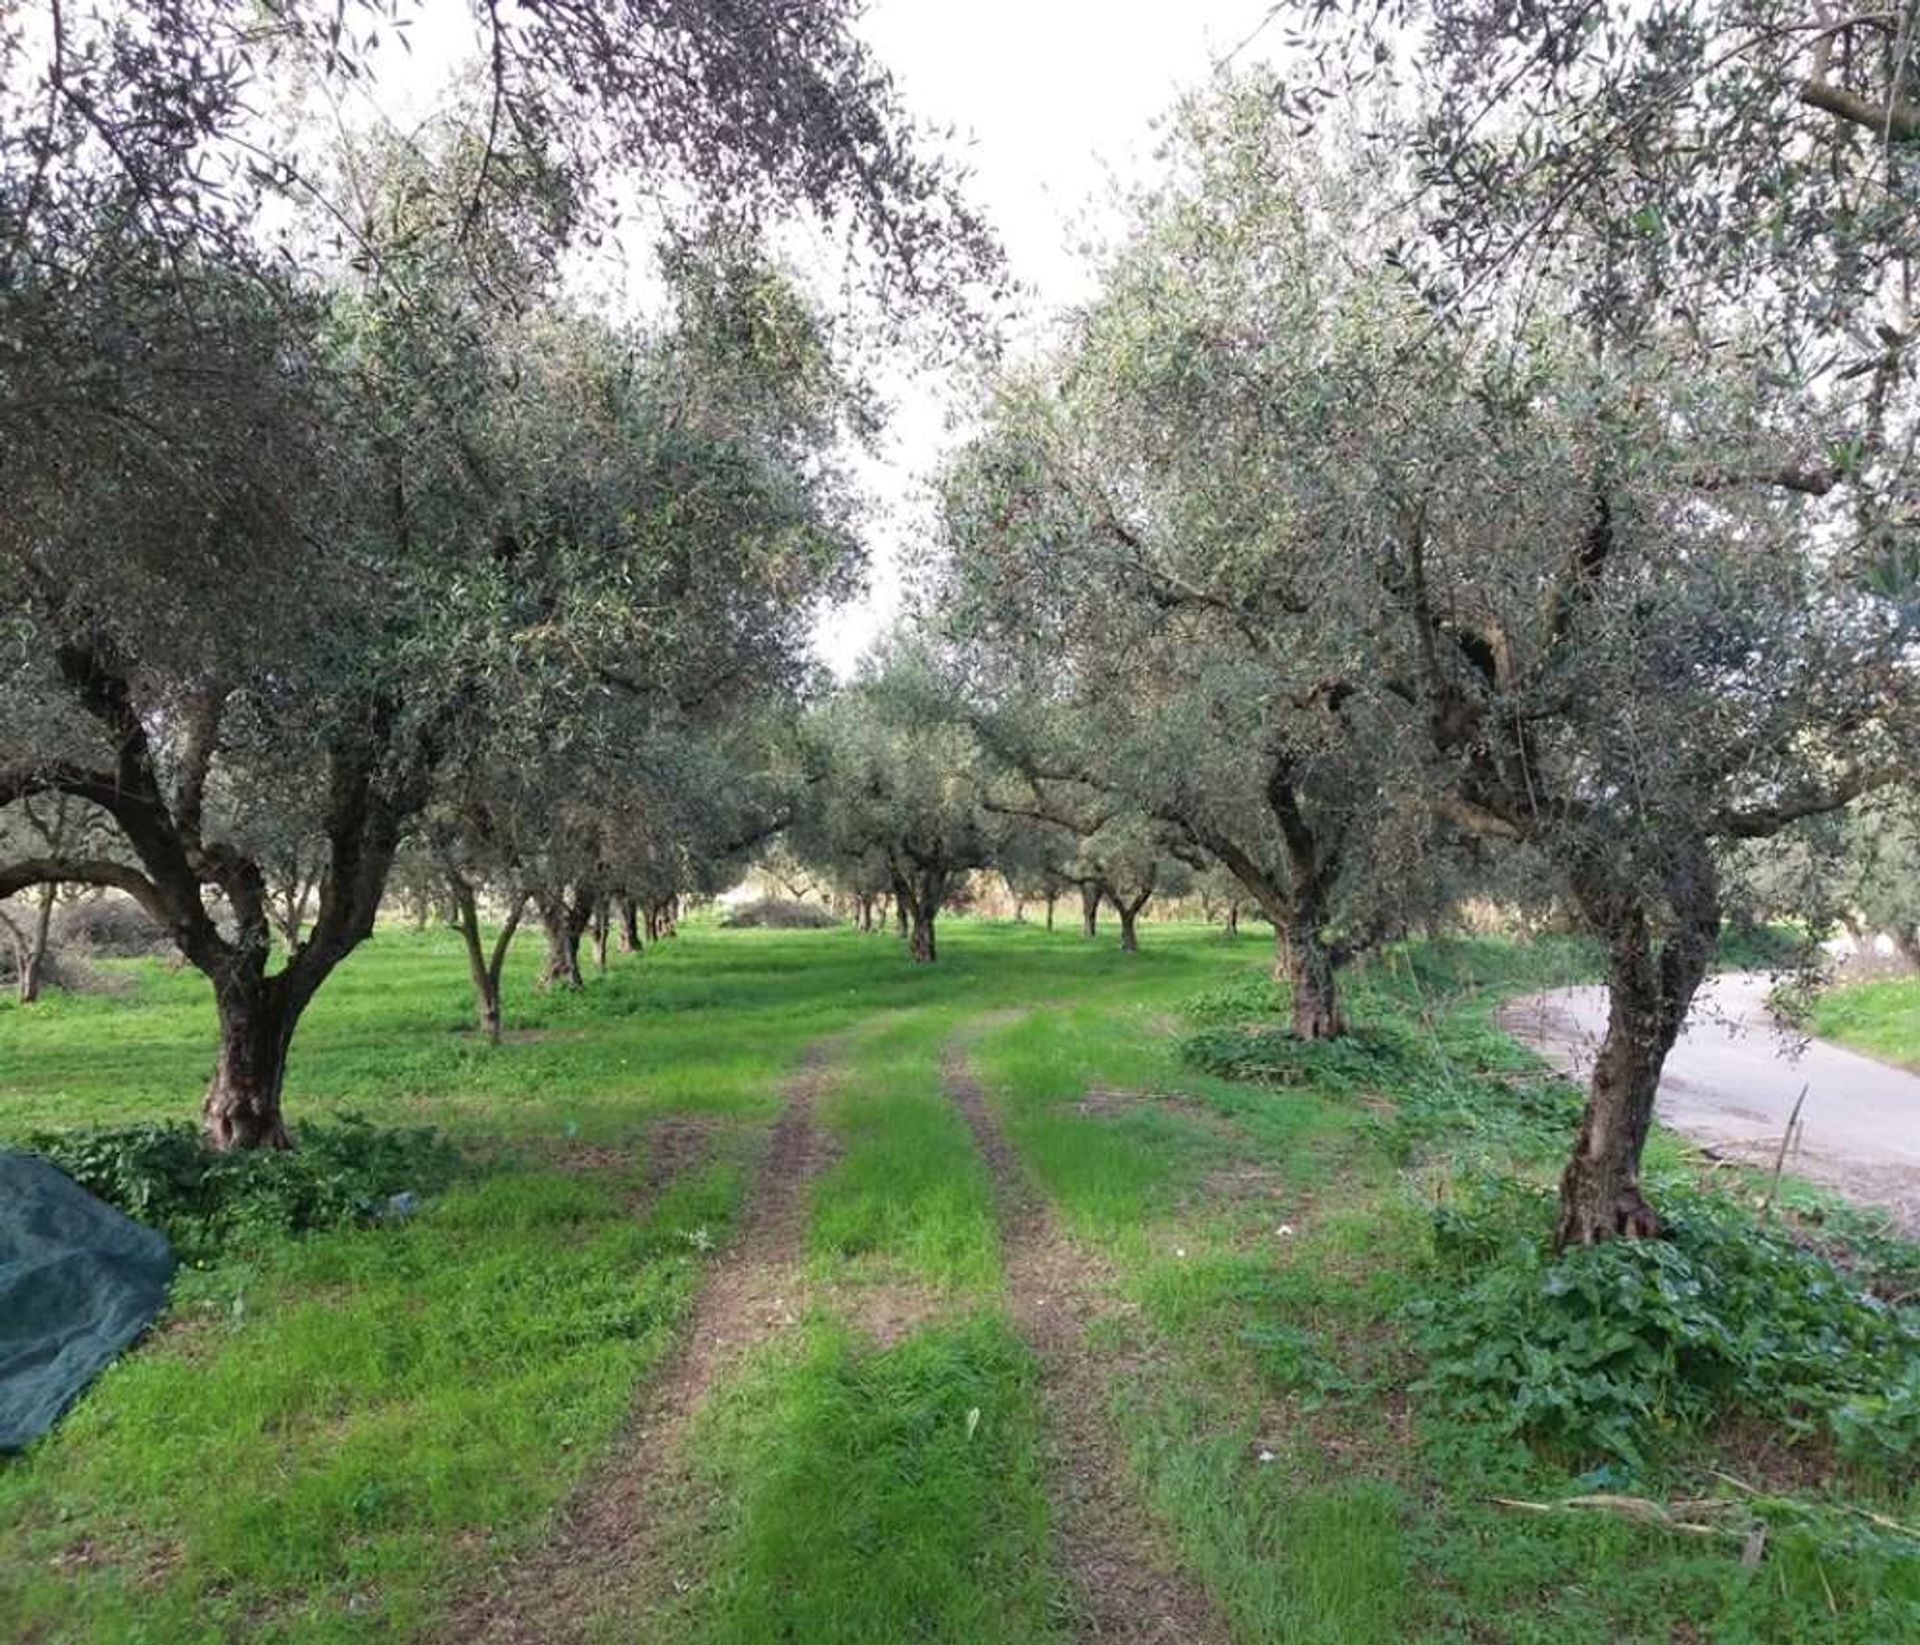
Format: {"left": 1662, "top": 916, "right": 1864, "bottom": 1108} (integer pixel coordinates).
{"left": 1799, "top": 76, "right": 1920, "bottom": 143}
{"left": 0, "top": 856, "right": 167, "bottom": 918}
{"left": 1711, "top": 767, "right": 1895, "bottom": 838}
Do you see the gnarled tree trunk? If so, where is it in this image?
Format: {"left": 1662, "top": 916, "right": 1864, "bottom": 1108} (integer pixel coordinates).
{"left": 537, "top": 894, "right": 587, "bottom": 991}
{"left": 202, "top": 977, "right": 298, "bottom": 1149}
{"left": 1079, "top": 883, "right": 1100, "bottom": 939}
{"left": 616, "top": 895, "right": 641, "bottom": 953}
{"left": 1283, "top": 921, "right": 1346, "bottom": 1040}
{"left": 1555, "top": 842, "right": 1720, "bottom": 1247}
{"left": 910, "top": 908, "right": 937, "bottom": 962}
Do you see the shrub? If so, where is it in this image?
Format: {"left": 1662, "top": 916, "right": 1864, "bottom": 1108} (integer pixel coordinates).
{"left": 49, "top": 894, "right": 170, "bottom": 956}
{"left": 721, "top": 897, "right": 840, "bottom": 930}
{"left": 1179, "top": 1005, "right": 1582, "bottom": 1154}
{"left": 0, "top": 939, "right": 90, "bottom": 995}
{"left": 1411, "top": 1177, "right": 1920, "bottom": 1470}
{"left": 27, "top": 1116, "right": 461, "bottom": 1262}
{"left": 1180, "top": 971, "right": 1287, "bottom": 1024}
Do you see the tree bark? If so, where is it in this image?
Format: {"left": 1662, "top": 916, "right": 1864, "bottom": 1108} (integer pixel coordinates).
{"left": 616, "top": 895, "right": 641, "bottom": 953}
{"left": 1283, "top": 922, "right": 1345, "bottom": 1040}
{"left": 1117, "top": 907, "right": 1139, "bottom": 952}
{"left": 202, "top": 978, "right": 298, "bottom": 1149}
{"left": 450, "top": 884, "right": 528, "bottom": 1045}
{"left": 590, "top": 896, "right": 610, "bottom": 973}
{"left": 1225, "top": 902, "right": 1239, "bottom": 937}
{"left": 910, "top": 908, "right": 937, "bottom": 962}
{"left": 14, "top": 886, "right": 54, "bottom": 1003}
{"left": 1554, "top": 843, "right": 1720, "bottom": 1247}
{"left": 537, "top": 894, "right": 586, "bottom": 990}
{"left": 1044, "top": 893, "right": 1056, "bottom": 932}
{"left": 1079, "top": 883, "right": 1100, "bottom": 939}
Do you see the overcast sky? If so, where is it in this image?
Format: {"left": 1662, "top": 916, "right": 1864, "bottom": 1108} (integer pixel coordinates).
{"left": 816, "top": 1, "right": 1279, "bottom": 675}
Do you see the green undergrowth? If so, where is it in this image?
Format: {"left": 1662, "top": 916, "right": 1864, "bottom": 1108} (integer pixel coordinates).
{"left": 971, "top": 996, "right": 1368, "bottom": 1251}
{"left": 0, "top": 1157, "right": 744, "bottom": 1642}
{"left": 662, "top": 1314, "right": 1059, "bottom": 1645}
{"left": 6, "top": 920, "right": 1916, "bottom": 1643}
{"left": 1179, "top": 941, "right": 1591, "bottom": 1168}
{"left": 1417, "top": 1175, "right": 1920, "bottom": 1471}
{"left": 1005, "top": 932, "right": 1920, "bottom": 1643}
{"left": 24, "top": 1115, "right": 460, "bottom": 1262}
{"left": 806, "top": 1008, "right": 1001, "bottom": 1290}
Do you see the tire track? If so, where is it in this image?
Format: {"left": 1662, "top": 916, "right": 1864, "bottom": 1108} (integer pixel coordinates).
{"left": 437, "top": 1041, "right": 841, "bottom": 1645}
{"left": 940, "top": 1029, "right": 1231, "bottom": 1645}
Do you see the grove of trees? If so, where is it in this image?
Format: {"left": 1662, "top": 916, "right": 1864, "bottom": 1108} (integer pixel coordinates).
{"left": 3, "top": 0, "right": 1916, "bottom": 1256}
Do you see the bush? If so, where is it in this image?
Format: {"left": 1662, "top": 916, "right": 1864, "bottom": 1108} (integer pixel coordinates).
{"left": 721, "top": 897, "right": 840, "bottom": 930}
{"left": 0, "top": 939, "right": 90, "bottom": 995}
{"left": 49, "top": 894, "right": 170, "bottom": 956}
{"left": 1412, "top": 1177, "right": 1920, "bottom": 1470}
{"left": 27, "top": 1116, "right": 461, "bottom": 1262}
{"left": 1179, "top": 1003, "right": 1582, "bottom": 1153}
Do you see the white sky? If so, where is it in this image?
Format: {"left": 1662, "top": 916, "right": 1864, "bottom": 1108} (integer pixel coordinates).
{"left": 817, "top": 1, "right": 1281, "bottom": 675}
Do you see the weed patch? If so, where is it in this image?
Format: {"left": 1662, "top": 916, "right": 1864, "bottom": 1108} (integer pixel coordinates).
{"left": 1415, "top": 1177, "right": 1920, "bottom": 1470}
{"left": 26, "top": 1115, "right": 460, "bottom": 1261}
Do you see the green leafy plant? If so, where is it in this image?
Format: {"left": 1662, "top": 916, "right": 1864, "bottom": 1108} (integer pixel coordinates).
{"left": 1412, "top": 1177, "right": 1920, "bottom": 1469}
{"left": 27, "top": 1115, "right": 460, "bottom": 1261}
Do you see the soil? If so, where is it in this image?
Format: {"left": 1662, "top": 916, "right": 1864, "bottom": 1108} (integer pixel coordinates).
{"left": 433, "top": 1043, "right": 842, "bottom": 1645}
{"left": 940, "top": 1033, "right": 1231, "bottom": 1645}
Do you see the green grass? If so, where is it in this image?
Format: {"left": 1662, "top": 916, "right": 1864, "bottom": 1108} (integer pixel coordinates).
{"left": 4, "top": 917, "right": 1917, "bottom": 1643}
{"left": 659, "top": 1315, "right": 1059, "bottom": 1645}
{"left": 806, "top": 1008, "right": 1001, "bottom": 1290}
{"left": 1807, "top": 974, "right": 1920, "bottom": 1070}
{"left": 0, "top": 1158, "right": 744, "bottom": 1642}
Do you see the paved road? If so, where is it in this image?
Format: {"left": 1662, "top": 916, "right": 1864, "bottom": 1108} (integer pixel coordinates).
{"left": 1501, "top": 973, "right": 1920, "bottom": 1233}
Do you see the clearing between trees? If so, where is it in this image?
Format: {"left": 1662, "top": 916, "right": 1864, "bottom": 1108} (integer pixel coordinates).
{"left": 3, "top": 919, "right": 1918, "bottom": 1644}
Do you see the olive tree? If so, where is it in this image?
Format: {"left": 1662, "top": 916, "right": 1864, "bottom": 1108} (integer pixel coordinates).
{"left": 947, "top": 75, "right": 1915, "bottom": 1242}
{"left": 792, "top": 643, "right": 1001, "bottom": 964}
{"left": 936, "top": 127, "right": 1455, "bottom": 1035}
{"left": 0, "top": 4, "right": 991, "bottom": 1145}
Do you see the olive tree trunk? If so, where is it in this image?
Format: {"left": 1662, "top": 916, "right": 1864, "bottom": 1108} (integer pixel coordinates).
{"left": 449, "top": 881, "right": 528, "bottom": 1044}
{"left": 202, "top": 975, "right": 300, "bottom": 1149}
{"left": 590, "top": 896, "right": 611, "bottom": 973}
{"left": 1282, "top": 921, "right": 1346, "bottom": 1040}
{"left": 910, "top": 908, "right": 937, "bottom": 962}
{"left": 2, "top": 885, "right": 56, "bottom": 1003}
{"left": 1554, "top": 844, "right": 1720, "bottom": 1247}
{"left": 1079, "top": 883, "right": 1100, "bottom": 939}
{"left": 537, "top": 894, "right": 587, "bottom": 990}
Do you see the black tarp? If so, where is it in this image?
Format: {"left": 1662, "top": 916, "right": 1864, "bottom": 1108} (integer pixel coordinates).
{"left": 0, "top": 1150, "right": 174, "bottom": 1451}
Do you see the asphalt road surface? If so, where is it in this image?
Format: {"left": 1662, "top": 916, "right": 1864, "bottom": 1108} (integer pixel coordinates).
{"left": 1501, "top": 972, "right": 1920, "bottom": 1233}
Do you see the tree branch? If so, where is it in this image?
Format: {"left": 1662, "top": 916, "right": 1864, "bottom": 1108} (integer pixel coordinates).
{"left": 1799, "top": 76, "right": 1920, "bottom": 143}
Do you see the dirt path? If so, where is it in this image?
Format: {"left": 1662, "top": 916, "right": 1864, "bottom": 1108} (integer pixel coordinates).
{"left": 940, "top": 1030, "right": 1231, "bottom": 1645}
{"left": 437, "top": 1042, "right": 841, "bottom": 1645}
{"left": 1503, "top": 973, "right": 1920, "bottom": 1234}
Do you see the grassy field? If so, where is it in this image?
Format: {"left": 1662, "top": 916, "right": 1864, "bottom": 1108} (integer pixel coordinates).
{"left": 3, "top": 919, "right": 1917, "bottom": 1643}
{"left": 1807, "top": 974, "right": 1920, "bottom": 1071}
